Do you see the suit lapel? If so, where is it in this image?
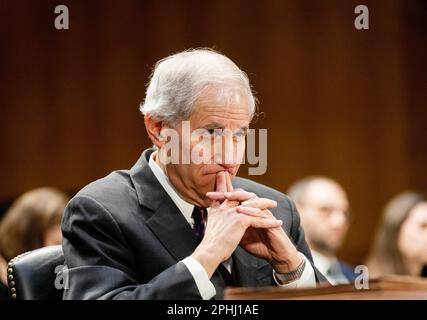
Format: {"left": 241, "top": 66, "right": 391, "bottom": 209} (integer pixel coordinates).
{"left": 130, "top": 149, "right": 200, "bottom": 262}
{"left": 146, "top": 199, "right": 200, "bottom": 262}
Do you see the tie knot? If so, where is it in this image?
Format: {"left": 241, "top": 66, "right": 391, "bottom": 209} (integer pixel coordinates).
{"left": 192, "top": 206, "right": 207, "bottom": 223}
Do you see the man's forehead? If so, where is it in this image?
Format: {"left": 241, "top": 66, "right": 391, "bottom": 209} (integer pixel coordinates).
{"left": 410, "top": 203, "right": 427, "bottom": 221}
{"left": 306, "top": 180, "right": 349, "bottom": 207}
{"left": 191, "top": 103, "right": 251, "bottom": 126}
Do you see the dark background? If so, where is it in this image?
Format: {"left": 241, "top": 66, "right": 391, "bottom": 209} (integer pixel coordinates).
{"left": 0, "top": 0, "right": 426, "bottom": 265}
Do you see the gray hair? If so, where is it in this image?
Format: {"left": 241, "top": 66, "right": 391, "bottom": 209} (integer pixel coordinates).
{"left": 139, "top": 48, "right": 256, "bottom": 126}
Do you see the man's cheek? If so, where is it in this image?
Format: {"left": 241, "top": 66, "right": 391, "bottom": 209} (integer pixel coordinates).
{"left": 232, "top": 164, "right": 242, "bottom": 176}
{"left": 189, "top": 139, "right": 214, "bottom": 164}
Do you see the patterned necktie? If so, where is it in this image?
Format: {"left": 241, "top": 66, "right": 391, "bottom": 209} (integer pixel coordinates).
{"left": 192, "top": 206, "right": 207, "bottom": 242}
{"left": 192, "top": 206, "right": 234, "bottom": 286}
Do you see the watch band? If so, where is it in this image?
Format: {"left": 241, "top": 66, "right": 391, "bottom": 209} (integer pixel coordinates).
{"left": 273, "top": 254, "right": 306, "bottom": 284}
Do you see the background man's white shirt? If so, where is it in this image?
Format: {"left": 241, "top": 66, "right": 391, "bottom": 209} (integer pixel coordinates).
{"left": 312, "top": 251, "right": 350, "bottom": 285}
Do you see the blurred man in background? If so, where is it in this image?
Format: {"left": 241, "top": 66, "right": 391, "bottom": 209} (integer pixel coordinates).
{"left": 287, "top": 176, "right": 356, "bottom": 285}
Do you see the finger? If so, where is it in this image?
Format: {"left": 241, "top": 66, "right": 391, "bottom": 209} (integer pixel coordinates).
{"left": 215, "top": 171, "right": 227, "bottom": 193}
{"left": 225, "top": 171, "right": 234, "bottom": 192}
{"left": 263, "top": 209, "right": 275, "bottom": 218}
{"left": 224, "top": 190, "right": 257, "bottom": 202}
{"left": 206, "top": 191, "right": 226, "bottom": 201}
{"left": 206, "top": 192, "right": 239, "bottom": 207}
{"left": 236, "top": 206, "right": 269, "bottom": 218}
{"left": 227, "top": 200, "right": 240, "bottom": 207}
{"left": 220, "top": 199, "right": 240, "bottom": 208}
{"left": 247, "top": 216, "right": 282, "bottom": 229}
{"left": 241, "top": 198, "right": 277, "bottom": 210}
{"left": 210, "top": 200, "right": 220, "bottom": 209}
{"left": 219, "top": 198, "right": 230, "bottom": 209}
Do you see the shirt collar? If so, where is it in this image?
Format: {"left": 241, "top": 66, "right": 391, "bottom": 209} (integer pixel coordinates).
{"left": 311, "top": 251, "right": 350, "bottom": 285}
{"left": 148, "top": 150, "right": 196, "bottom": 226}
{"left": 311, "top": 251, "right": 339, "bottom": 276}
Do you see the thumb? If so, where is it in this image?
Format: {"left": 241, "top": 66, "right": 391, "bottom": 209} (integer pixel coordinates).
{"left": 225, "top": 171, "right": 234, "bottom": 192}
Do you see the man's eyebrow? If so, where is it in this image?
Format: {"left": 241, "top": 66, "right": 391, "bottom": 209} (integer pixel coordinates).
{"left": 202, "top": 123, "right": 249, "bottom": 132}
{"left": 203, "top": 122, "right": 224, "bottom": 129}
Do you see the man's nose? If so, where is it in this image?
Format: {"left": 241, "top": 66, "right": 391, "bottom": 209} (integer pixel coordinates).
{"left": 329, "top": 210, "right": 348, "bottom": 228}
{"left": 214, "top": 133, "right": 241, "bottom": 168}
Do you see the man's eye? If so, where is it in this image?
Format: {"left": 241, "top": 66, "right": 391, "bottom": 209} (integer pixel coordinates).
{"left": 234, "top": 130, "right": 247, "bottom": 137}
{"left": 319, "top": 207, "right": 333, "bottom": 215}
{"left": 207, "top": 129, "right": 223, "bottom": 136}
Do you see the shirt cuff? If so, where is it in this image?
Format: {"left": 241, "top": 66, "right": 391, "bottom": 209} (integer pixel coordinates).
{"left": 182, "top": 256, "right": 216, "bottom": 300}
{"left": 273, "top": 253, "right": 317, "bottom": 289}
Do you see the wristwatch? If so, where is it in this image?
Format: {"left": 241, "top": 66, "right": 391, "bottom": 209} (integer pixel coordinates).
{"left": 273, "top": 254, "right": 306, "bottom": 284}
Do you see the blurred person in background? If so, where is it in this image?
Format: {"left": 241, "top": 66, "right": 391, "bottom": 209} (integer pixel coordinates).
{"left": 366, "top": 191, "right": 427, "bottom": 278}
{"left": 287, "top": 176, "right": 356, "bottom": 285}
{"left": 0, "top": 187, "right": 68, "bottom": 298}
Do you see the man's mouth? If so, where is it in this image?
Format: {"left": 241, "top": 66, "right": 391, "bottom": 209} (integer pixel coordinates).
{"left": 203, "top": 164, "right": 236, "bottom": 175}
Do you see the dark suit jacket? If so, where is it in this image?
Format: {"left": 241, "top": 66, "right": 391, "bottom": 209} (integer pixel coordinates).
{"left": 62, "top": 148, "right": 326, "bottom": 300}
{"left": 0, "top": 281, "right": 9, "bottom": 300}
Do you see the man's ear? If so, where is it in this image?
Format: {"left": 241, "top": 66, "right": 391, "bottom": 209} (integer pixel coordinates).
{"left": 144, "top": 115, "right": 165, "bottom": 148}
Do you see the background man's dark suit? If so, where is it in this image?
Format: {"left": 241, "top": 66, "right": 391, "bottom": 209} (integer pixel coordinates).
{"left": 62, "top": 148, "right": 326, "bottom": 299}
{"left": 339, "top": 262, "right": 358, "bottom": 282}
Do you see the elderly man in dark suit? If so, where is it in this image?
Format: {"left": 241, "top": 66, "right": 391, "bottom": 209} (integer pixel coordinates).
{"left": 62, "top": 49, "right": 326, "bottom": 300}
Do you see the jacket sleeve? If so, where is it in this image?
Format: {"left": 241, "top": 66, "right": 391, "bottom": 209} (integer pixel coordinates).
{"left": 61, "top": 195, "right": 202, "bottom": 300}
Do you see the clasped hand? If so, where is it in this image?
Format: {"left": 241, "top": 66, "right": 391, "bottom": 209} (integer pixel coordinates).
{"left": 191, "top": 171, "right": 302, "bottom": 278}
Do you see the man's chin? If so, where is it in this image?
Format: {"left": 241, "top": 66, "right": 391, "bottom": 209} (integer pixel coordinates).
{"left": 203, "top": 198, "right": 214, "bottom": 208}
{"left": 193, "top": 185, "right": 215, "bottom": 207}
{"left": 312, "top": 240, "right": 342, "bottom": 255}
{"left": 327, "top": 243, "right": 343, "bottom": 254}
{"left": 199, "top": 175, "right": 216, "bottom": 191}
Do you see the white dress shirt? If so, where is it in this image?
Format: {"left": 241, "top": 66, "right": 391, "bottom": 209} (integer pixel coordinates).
{"left": 148, "top": 151, "right": 316, "bottom": 299}
{"left": 311, "top": 251, "right": 350, "bottom": 285}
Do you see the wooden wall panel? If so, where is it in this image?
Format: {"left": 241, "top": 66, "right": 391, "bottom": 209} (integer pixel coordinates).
{"left": 1, "top": 0, "right": 426, "bottom": 264}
